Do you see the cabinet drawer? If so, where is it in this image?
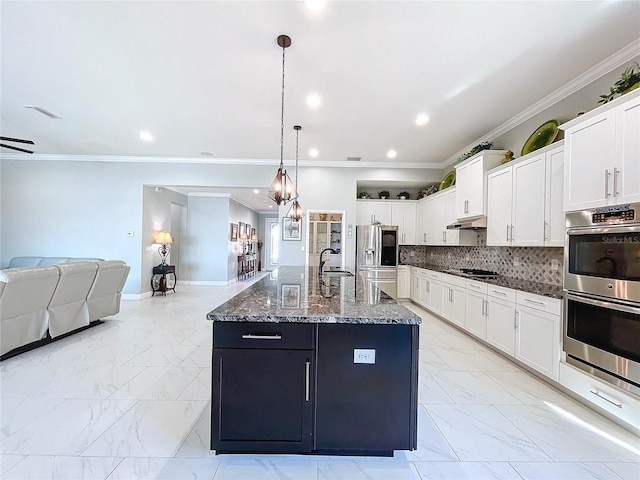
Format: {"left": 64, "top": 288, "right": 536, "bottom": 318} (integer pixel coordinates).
{"left": 559, "top": 362, "right": 639, "bottom": 432}
{"left": 516, "top": 291, "right": 561, "bottom": 315}
{"left": 214, "top": 322, "right": 315, "bottom": 349}
{"left": 466, "top": 279, "right": 488, "bottom": 294}
{"left": 441, "top": 272, "right": 466, "bottom": 288}
{"left": 488, "top": 285, "right": 516, "bottom": 302}
{"left": 426, "top": 270, "right": 441, "bottom": 281}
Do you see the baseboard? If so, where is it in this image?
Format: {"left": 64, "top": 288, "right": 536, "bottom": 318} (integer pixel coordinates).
{"left": 180, "top": 280, "right": 233, "bottom": 286}
{"left": 122, "top": 292, "right": 152, "bottom": 301}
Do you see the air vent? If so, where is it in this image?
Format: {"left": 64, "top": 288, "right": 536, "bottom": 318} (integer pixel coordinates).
{"left": 22, "top": 105, "right": 62, "bottom": 119}
{"left": 346, "top": 156, "right": 361, "bottom": 162}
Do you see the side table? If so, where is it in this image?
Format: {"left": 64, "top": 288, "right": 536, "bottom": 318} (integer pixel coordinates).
{"left": 152, "top": 264, "right": 177, "bottom": 296}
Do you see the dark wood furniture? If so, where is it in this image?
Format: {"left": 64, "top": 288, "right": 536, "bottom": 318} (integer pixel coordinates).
{"left": 151, "top": 264, "right": 176, "bottom": 296}
{"left": 237, "top": 254, "right": 257, "bottom": 281}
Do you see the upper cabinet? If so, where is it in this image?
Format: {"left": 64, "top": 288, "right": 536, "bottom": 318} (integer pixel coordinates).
{"left": 487, "top": 144, "right": 564, "bottom": 247}
{"left": 391, "top": 201, "right": 417, "bottom": 245}
{"left": 355, "top": 200, "right": 392, "bottom": 225}
{"left": 561, "top": 90, "right": 640, "bottom": 212}
{"left": 455, "top": 150, "right": 506, "bottom": 219}
{"left": 420, "top": 187, "right": 476, "bottom": 246}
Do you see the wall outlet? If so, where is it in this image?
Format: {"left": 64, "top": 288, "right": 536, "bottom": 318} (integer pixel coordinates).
{"left": 354, "top": 349, "right": 376, "bottom": 364}
{"left": 513, "top": 256, "right": 520, "bottom": 266}
{"left": 410, "top": 250, "right": 415, "bottom": 257}
{"left": 551, "top": 259, "right": 559, "bottom": 271}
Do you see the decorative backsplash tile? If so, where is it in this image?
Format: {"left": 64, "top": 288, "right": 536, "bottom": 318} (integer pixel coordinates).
{"left": 400, "top": 241, "right": 564, "bottom": 286}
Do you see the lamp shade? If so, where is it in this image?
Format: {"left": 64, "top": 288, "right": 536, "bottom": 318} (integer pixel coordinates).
{"left": 156, "top": 231, "right": 173, "bottom": 244}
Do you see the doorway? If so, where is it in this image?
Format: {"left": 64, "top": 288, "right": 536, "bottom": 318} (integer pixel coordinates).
{"left": 306, "top": 210, "right": 345, "bottom": 270}
{"left": 265, "top": 217, "right": 279, "bottom": 271}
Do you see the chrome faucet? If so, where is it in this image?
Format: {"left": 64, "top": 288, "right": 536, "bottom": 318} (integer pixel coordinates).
{"left": 318, "top": 248, "right": 338, "bottom": 274}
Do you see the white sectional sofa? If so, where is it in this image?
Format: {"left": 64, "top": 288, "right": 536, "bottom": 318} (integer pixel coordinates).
{"left": 0, "top": 259, "right": 130, "bottom": 357}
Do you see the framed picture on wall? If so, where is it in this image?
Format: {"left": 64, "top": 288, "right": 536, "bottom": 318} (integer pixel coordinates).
{"left": 238, "top": 222, "right": 244, "bottom": 237}
{"left": 230, "top": 223, "right": 238, "bottom": 241}
{"left": 246, "top": 224, "right": 252, "bottom": 236}
{"left": 281, "top": 284, "right": 301, "bottom": 309}
{"left": 282, "top": 217, "right": 301, "bottom": 241}
{"left": 250, "top": 227, "right": 256, "bottom": 239}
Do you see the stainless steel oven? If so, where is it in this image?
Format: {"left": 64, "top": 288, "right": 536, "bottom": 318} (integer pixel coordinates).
{"left": 564, "top": 292, "right": 640, "bottom": 396}
{"left": 564, "top": 202, "right": 640, "bottom": 396}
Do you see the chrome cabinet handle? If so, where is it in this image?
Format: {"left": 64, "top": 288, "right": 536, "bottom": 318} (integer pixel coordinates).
{"left": 481, "top": 299, "right": 485, "bottom": 316}
{"left": 514, "top": 311, "right": 519, "bottom": 329}
{"left": 524, "top": 298, "right": 545, "bottom": 306}
{"left": 423, "top": 232, "right": 426, "bottom": 242}
{"left": 510, "top": 225, "right": 514, "bottom": 241}
{"left": 544, "top": 221, "right": 548, "bottom": 240}
{"left": 506, "top": 225, "right": 510, "bottom": 241}
{"left": 485, "top": 300, "right": 489, "bottom": 317}
{"left": 613, "top": 168, "right": 620, "bottom": 196}
{"left": 305, "top": 361, "right": 310, "bottom": 402}
{"left": 491, "top": 290, "right": 507, "bottom": 296}
{"left": 442, "top": 231, "right": 446, "bottom": 243}
{"left": 241, "top": 334, "right": 282, "bottom": 340}
{"left": 604, "top": 169, "right": 611, "bottom": 198}
{"left": 590, "top": 390, "right": 622, "bottom": 408}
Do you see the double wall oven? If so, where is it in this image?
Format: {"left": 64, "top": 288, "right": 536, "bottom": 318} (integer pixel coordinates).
{"left": 564, "top": 203, "right": 640, "bottom": 396}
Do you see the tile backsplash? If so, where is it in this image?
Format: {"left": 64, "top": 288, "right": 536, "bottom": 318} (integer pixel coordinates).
{"left": 400, "top": 241, "right": 564, "bottom": 286}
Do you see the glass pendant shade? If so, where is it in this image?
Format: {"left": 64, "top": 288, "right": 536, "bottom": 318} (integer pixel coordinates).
{"left": 286, "top": 198, "right": 304, "bottom": 222}
{"left": 268, "top": 167, "right": 295, "bottom": 205}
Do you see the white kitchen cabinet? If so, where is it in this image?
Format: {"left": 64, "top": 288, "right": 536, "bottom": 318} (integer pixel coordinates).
{"left": 425, "top": 271, "right": 443, "bottom": 316}
{"left": 562, "top": 90, "right": 640, "bottom": 211}
{"left": 424, "top": 188, "right": 476, "bottom": 246}
{"left": 487, "top": 167, "right": 513, "bottom": 246}
{"left": 515, "top": 292, "right": 561, "bottom": 381}
{"left": 397, "top": 266, "right": 410, "bottom": 299}
{"left": 455, "top": 151, "right": 505, "bottom": 220}
{"left": 391, "top": 201, "right": 417, "bottom": 245}
{"left": 441, "top": 274, "right": 466, "bottom": 328}
{"left": 416, "top": 198, "right": 429, "bottom": 245}
{"left": 487, "top": 144, "right": 564, "bottom": 247}
{"left": 356, "top": 200, "right": 392, "bottom": 225}
{"left": 544, "top": 145, "right": 565, "bottom": 246}
{"left": 486, "top": 286, "right": 517, "bottom": 356}
{"left": 465, "top": 280, "right": 488, "bottom": 340}
{"left": 410, "top": 269, "right": 421, "bottom": 303}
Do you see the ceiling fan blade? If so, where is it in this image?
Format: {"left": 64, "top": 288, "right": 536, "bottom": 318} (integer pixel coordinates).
{"left": 0, "top": 136, "right": 35, "bottom": 145}
{"left": 0, "top": 143, "right": 34, "bottom": 154}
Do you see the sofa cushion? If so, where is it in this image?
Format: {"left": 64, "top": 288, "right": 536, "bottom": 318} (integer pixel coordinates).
{"left": 0, "top": 266, "right": 60, "bottom": 355}
{"left": 87, "top": 261, "right": 130, "bottom": 321}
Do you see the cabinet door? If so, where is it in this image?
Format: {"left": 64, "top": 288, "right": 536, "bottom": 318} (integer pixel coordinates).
{"left": 564, "top": 110, "right": 616, "bottom": 211}
{"left": 467, "top": 156, "right": 486, "bottom": 217}
{"left": 544, "top": 146, "right": 565, "bottom": 246}
{"left": 425, "top": 197, "right": 438, "bottom": 245}
{"left": 212, "top": 348, "right": 313, "bottom": 452}
{"left": 465, "top": 290, "right": 487, "bottom": 340}
{"left": 512, "top": 155, "right": 545, "bottom": 246}
{"left": 416, "top": 199, "right": 429, "bottom": 245}
{"left": 429, "top": 279, "right": 443, "bottom": 315}
{"left": 420, "top": 277, "right": 431, "bottom": 309}
{"left": 393, "top": 202, "right": 417, "bottom": 245}
{"left": 486, "top": 297, "right": 516, "bottom": 356}
{"left": 397, "top": 268, "right": 410, "bottom": 299}
{"left": 443, "top": 189, "right": 459, "bottom": 245}
{"left": 615, "top": 94, "right": 640, "bottom": 205}
{"left": 411, "top": 272, "right": 421, "bottom": 302}
{"left": 374, "top": 202, "right": 393, "bottom": 225}
{"left": 455, "top": 162, "right": 470, "bottom": 219}
{"left": 487, "top": 168, "right": 513, "bottom": 246}
{"left": 441, "top": 284, "right": 465, "bottom": 327}
{"left": 515, "top": 305, "right": 561, "bottom": 380}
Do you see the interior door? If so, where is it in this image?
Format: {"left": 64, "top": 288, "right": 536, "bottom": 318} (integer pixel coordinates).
{"left": 265, "top": 217, "right": 279, "bottom": 271}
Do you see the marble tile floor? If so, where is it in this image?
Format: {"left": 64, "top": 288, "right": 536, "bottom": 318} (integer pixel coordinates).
{"left": 1, "top": 275, "right": 638, "bottom": 479}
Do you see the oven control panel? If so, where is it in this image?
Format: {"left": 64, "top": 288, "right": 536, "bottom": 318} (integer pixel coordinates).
{"left": 592, "top": 205, "right": 635, "bottom": 223}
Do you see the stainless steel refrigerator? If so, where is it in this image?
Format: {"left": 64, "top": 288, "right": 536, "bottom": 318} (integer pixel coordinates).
{"left": 356, "top": 225, "right": 399, "bottom": 300}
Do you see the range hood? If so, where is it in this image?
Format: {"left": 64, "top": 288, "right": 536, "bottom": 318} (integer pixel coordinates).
{"left": 446, "top": 217, "right": 487, "bottom": 230}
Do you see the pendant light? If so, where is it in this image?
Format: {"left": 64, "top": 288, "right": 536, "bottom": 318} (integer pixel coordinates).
{"left": 268, "top": 34, "right": 295, "bottom": 205}
{"left": 287, "top": 125, "right": 304, "bottom": 221}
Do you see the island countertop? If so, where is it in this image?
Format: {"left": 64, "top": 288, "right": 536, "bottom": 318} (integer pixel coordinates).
{"left": 207, "top": 266, "right": 421, "bottom": 325}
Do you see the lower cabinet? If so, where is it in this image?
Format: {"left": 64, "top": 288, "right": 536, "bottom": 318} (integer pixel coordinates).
{"left": 465, "top": 280, "right": 488, "bottom": 340}
{"left": 515, "top": 304, "right": 561, "bottom": 381}
{"left": 486, "top": 286, "right": 517, "bottom": 356}
{"left": 441, "top": 282, "right": 466, "bottom": 328}
{"left": 211, "top": 321, "right": 418, "bottom": 455}
{"left": 397, "top": 266, "right": 410, "bottom": 299}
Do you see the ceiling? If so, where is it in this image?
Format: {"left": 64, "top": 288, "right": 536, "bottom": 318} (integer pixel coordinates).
{"left": 1, "top": 2, "right": 639, "bottom": 172}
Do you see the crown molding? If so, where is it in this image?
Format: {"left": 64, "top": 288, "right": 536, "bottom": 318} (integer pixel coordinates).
{"left": 0, "top": 152, "right": 442, "bottom": 170}
{"left": 442, "top": 39, "right": 640, "bottom": 168}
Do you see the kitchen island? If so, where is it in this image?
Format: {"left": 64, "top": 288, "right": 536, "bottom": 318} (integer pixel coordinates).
{"left": 206, "top": 266, "right": 420, "bottom": 456}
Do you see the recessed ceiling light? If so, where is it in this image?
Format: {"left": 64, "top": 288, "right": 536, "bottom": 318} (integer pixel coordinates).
{"left": 309, "top": 148, "right": 319, "bottom": 158}
{"left": 306, "top": 93, "right": 322, "bottom": 109}
{"left": 140, "top": 131, "right": 154, "bottom": 142}
{"left": 253, "top": 189, "right": 260, "bottom": 194}
{"left": 415, "top": 113, "right": 430, "bottom": 126}
{"left": 387, "top": 149, "right": 397, "bottom": 159}
{"left": 304, "top": 0, "right": 326, "bottom": 11}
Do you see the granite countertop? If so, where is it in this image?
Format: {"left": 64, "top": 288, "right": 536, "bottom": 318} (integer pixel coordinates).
{"left": 402, "top": 262, "right": 563, "bottom": 299}
{"left": 207, "top": 266, "right": 421, "bottom": 325}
